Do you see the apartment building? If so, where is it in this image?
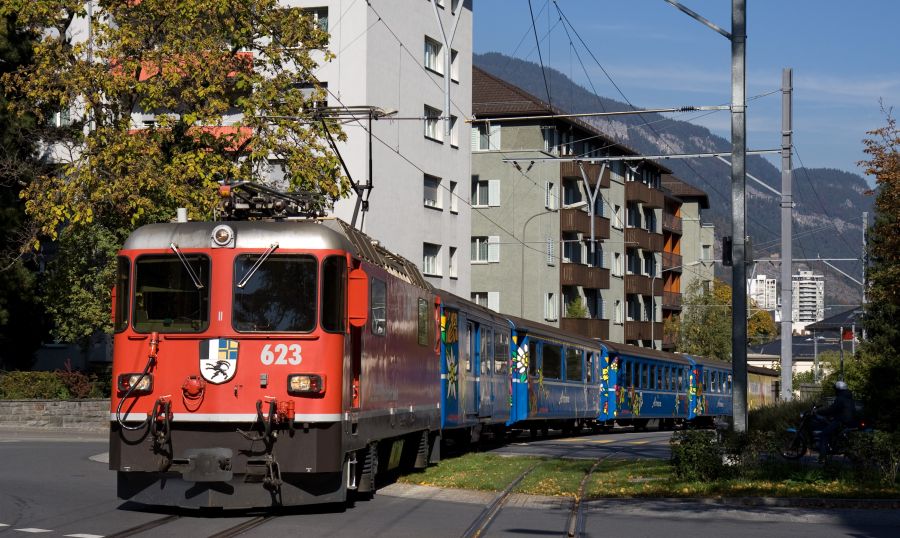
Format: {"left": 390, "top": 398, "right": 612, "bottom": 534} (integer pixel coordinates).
{"left": 748, "top": 274, "right": 778, "bottom": 311}
{"left": 471, "top": 67, "right": 694, "bottom": 348}
{"left": 659, "top": 175, "right": 715, "bottom": 350}
{"left": 288, "top": 0, "right": 473, "bottom": 295}
{"left": 792, "top": 269, "right": 825, "bottom": 333}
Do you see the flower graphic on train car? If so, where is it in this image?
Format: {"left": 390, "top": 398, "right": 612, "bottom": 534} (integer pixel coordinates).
{"left": 631, "top": 390, "right": 643, "bottom": 417}
{"left": 601, "top": 366, "right": 609, "bottom": 382}
{"left": 515, "top": 345, "right": 529, "bottom": 383}
{"left": 446, "top": 346, "right": 458, "bottom": 399}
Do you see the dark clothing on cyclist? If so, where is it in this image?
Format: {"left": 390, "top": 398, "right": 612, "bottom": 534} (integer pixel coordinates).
{"left": 816, "top": 387, "right": 855, "bottom": 460}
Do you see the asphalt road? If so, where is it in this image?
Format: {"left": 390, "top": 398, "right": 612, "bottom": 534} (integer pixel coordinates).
{"left": 1, "top": 428, "right": 899, "bottom": 537}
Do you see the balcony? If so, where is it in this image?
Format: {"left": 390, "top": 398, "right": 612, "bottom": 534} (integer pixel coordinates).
{"left": 662, "top": 251, "right": 683, "bottom": 271}
{"left": 561, "top": 317, "right": 610, "bottom": 340}
{"left": 624, "top": 320, "right": 664, "bottom": 342}
{"left": 662, "top": 291, "right": 683, "bottom": 310}
{"left": 560, "top": 209, "right": 611, "bottom": 239}
{"left": 647, "top": 189, "right": 664, "bottom": 209}
{"left": 663, "top": 213, "right": 683, "bottom": 234}
{"left": 625, "top": 180, "right": 651, "bottom": 204}
{"left": 625, "top": 227, "right": 664, "bottom": 252}
{"left": 560, "top": 162, "right": 610, "bottom": 188}
{"left": 624, "top": 274, "right": 662, "bottom": 296}
{"left": 561, "top": 263, "right": 610, "bottom": 289}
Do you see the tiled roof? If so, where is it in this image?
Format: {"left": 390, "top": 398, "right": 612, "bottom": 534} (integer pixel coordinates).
{"left": 662, "top": 174, "right": 710, "bottom": 209}
{"left": 472, "top": 67, "right": 671, "bottom": 174}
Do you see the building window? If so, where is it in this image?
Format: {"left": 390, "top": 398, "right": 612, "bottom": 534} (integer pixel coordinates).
{"left": 471, "top": 292, "right": 487, "bottom": 307}
{"left": 423, "top": 174, "right": 441, "bottom": 209}
{"left": 614, "top": 300, "right": 623, "bottom": 324}
{"left": 449, "top": 247, "right": 458, "bottom": 278}
{"left": 545, "top": 181, "right": 558, "bottom": 210}
{"left": 471, "top": 178, "right": 499, "bottom": 207}
{"left": 424, "top": 36, "right": 443, "bottom": 74}
{"left": 702, "top": 244, "right": 712, "bottom": 261}
{"left": 614, "top": 205, "right": 623, "bottom": 229}
{"left": 471, "top": 236, "right": 499, "bottom": 263}
{"left": 472, "top": 123, "right": 500, "bottom": 151}
{"left": 613, "top": 252, "right": 623, "bottom": 277}
{"left": 542, "top": 127, "right": 559, "bottom": 154}
{"left": 304, "top": 7, "right": 328, "bottom": 32}
{"left": 423, "top": 243, "right": 441, "bottom": 276}
{"left": 450, "top": 115, "right": 459, "bottom": 147}
{"left": 424, "top": 105, "right": 442, "bottom": 142}
{"left": 449, "top": 181, "right": 458, "bottom": 213}
{"left": 450, "top": 49, "right": 459, "bottom": 81}
{"left": 544, "top": 292, "right": 558, "bottom": 321}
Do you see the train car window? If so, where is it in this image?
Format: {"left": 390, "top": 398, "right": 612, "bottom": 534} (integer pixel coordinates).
{"left": 565, "top": 348, "right": 583, "bottom": 382}
{"left": 481, "top": 328, "right": 493, "bottom": 376}
{"left": 656, "top": 364, "right": 663, "bottom": 390}
{"left": 370, "top": 278, "right": 386, "bottom": 335}
{"left": 115, "top": 257, "right": 130, "bottom": 332}
{"left": 586, "top": 353, "right": 593, "bottom": 383}
{"left": 494, "top": 331, "right": 508, "bottom": 375}
{"left": 678, "top": 368, "right": 684, "bottom": 392}
{"left": 465, "top": 322, "right": 473, "bottom": 372}
{"left": 542, "top": 343, "right": 562, "bottom": 379}
{"left": 321, "top": 256, "right": 346, "bottom": 333}
{"left": 134, "top": 254, "right": 210, "bottom": 333}
{"left": 641, "top": 363, "right": 648, "bottom": 389}
{"left": 623, "top": 360, "right": 632, "bottom": 388}
{"left": 417, "top": 298, "right": 428, "bottom": 346}
{"left": 648, "top": 365, "right": 656, "bottom": 389}
{"left": 528, "top": 337, "right": 536, "bottom": 377}
{"left": 233, "top": 254, "right": 315, "bottom": 332}
{"left": 662, "top": 366, "right": 668, "bottom": 391}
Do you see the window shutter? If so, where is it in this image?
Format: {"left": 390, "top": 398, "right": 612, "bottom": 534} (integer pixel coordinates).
{"left": 545, "top": 181, "right": 557, "bottom": 210}
{"left": 488, "top": 235, "right": 500, "bottom": 263}
{"left": 489, "top": 124, "right": 501, "bottom": 150}
{"left": 546, "top": 237, "right": 555, "bottom": 266}
{"left": 488, "top": 180, "right": 500, "bottom": 207}
{"left": 471, "top": 126, "right": 480, "bottom": 151}
{"left": 487, "top": 292, "right": 500, "bottom": 312}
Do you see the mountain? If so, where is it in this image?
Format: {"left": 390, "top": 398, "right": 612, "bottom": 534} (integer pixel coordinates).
{"left": 474, "top": 52, "right": 874, "bottom": 308}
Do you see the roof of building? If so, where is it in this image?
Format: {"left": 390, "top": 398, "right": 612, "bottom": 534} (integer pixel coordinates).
{"left": 472, "top": 67, "right": 671, "bottom": 174}
{"left": 661, "top": 174, "right": 710, "bottom": 209}
{"left": 805, "top": 306, "right": 866, "bottom": 333}
{"left": 748, "top": 336, "right": 849, "bottom": 359}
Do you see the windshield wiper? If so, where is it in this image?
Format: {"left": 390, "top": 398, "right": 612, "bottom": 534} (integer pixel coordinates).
{"left": 170, "top": 242, "right": 204, "bottom": 289}
{"left": 237, "top": 243, "right": 279, "bottom": 288}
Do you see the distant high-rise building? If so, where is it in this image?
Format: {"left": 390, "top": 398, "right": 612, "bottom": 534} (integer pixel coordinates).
{"left": 792, "top": 270, "right": 825, "bottom": 333}
{"left": 748, "top": 274, "right": 778, "bottom": 310}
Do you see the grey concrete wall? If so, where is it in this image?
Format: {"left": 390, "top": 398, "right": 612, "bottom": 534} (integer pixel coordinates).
{"left": 0, "top": 400, "right": 108, "bottom": 433}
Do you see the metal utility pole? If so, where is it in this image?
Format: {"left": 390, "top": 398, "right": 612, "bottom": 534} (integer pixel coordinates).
{"left": 862, "top": 211, "right": 868, "bottom": 305}
{"left": 730, "top": 0, "right": 749, "bottom": 433}
{"left": 665, "top": 0, "right": 749, "bottom": 432}
{"left": 780, "top": 68, "right": 793, "bottom": 402}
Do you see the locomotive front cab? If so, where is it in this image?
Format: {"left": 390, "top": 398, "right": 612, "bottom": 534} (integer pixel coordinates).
{"left": 110, "top": 221, "right": 368, "bottom": 508}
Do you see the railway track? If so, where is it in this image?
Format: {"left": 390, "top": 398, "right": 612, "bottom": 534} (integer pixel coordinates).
{"left": 104, "top": 513, "right": 275, "bottom": 538}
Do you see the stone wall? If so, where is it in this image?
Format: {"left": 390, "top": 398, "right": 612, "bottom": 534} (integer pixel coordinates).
{"left": 0, "top": 399, "right": 109, "bottom": 433}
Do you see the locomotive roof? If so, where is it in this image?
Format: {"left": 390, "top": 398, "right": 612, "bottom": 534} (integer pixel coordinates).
{"left": 122, "top": 218, "right": 432, "bottom": 291}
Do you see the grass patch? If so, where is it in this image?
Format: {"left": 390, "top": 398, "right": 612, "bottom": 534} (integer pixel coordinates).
{"left": 397, "top": 453, "right": 539, "bottom": 491}
{"left": 399, "top": 452, "right": 900, "bottom": 499}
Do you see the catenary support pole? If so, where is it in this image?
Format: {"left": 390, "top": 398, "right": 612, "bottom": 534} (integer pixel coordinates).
{"left": 780, "top": 68, "right": 793, "bottom": 401}
{"left": 731, "top": 0, "right": 749, "bottom": 433}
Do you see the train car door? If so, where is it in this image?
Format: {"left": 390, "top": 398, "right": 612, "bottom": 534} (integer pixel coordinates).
{"left": 479, "top": 326, "right": 493, "bottom": 418}
{"left": 464, "top": 321, "right": 478, "bottom": 419}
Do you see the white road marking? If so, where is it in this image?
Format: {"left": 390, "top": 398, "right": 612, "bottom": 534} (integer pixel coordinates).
{"left": 65, "top": 534, "right": 105, "bottom": 538}
{"left": 0, "top": 523, "right": 9, "bottom": 527}
{"left": 88, "top": 452, "right": 109, "bottom": 464}
{"left": 14, "top": 529, "right": 53, "bottom": 533}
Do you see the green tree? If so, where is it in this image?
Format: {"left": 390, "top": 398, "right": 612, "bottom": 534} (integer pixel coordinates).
{"left": 857, "top": 110, "right": 900, "bottom": 430}
{"left": 565, "top": 296, "right": 589, "bottom": 319}
{"left": 667, "top": 279, "right": 777, "bottom": 362}
{"left": 2, "top": 0, "right": 346, "bottom": 340}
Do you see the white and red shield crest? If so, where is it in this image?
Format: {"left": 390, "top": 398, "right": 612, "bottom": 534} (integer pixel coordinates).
{"left": 200, "top": 339, "right": 239, "bottom": 384}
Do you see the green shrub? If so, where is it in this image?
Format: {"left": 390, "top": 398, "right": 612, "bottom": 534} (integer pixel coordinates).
{"left": 748, "top": 399, "right": 809, "bottom": 433}
{"left": 0, "top": 371, "right": 70, "bottom": 399}
{"left": 850, "top": 430, "right": 900, "bottom": 485}
{"left": 670, "top": 430, "right": 725, "bottom": 481}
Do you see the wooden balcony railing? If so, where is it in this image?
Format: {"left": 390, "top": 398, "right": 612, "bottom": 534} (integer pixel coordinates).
{"left": 560, "top": 162, "right": 610, "bottom": 188}
{"left": 663, "top": 213, "right": 683, "bottom": 234}
{"left": 561, "top": 263, "right": 610, "bottom": 289}
{"left": 560, "top": 209, "right": 610, "bottom": 239}
{"left": 624, "top": 274, "right": 662, "bottom": 296}
{"left": 624, "top": 320, "right": 664, "bottom": 342}
{"left": 662, "top": 291, "right": 683, "bottom": 310}
{"left": 625, "top": 181, "right": 651, "bottom": 204}
{"left": 560, "top": 317, "right": 610, "bottom": 340}
{"left": 662, "top": 251, "right": 683, "bottom": 271}
{"left": 625, "top": 227, "right": 664, "bottom": 252}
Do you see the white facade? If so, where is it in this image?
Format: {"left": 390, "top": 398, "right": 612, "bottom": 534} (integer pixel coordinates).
{"left": 748, "top": 274, "right": 778, "bottom": 311}
{"left": 792, "top": 270, "right": 825, "bottom": 333}
{"left": 289, "top": 0, "right": 473, "bottom": 295}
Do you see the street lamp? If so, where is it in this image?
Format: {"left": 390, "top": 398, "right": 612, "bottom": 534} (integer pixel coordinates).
{"left": 519, "top": 201, "right": 587, "bottom": 318}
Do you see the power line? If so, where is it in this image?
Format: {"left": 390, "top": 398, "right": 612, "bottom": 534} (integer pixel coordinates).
{"left": 527, "top": 0, "right": 553, "bottom": 109}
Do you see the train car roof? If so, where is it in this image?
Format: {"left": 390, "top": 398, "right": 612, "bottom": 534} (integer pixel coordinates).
{"left": 503, "top": 314, "right": 605, "bottom": 351}
{"left": 433, "top": 289, "right": 514, "bottom": 327}
{"left": 122, "top": 218, "right": 432, "bottom": 290}
{"left": 603, "top": 340, "right": 694, "bottom": 365}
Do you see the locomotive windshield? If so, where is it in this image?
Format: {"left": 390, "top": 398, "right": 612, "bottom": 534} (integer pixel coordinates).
{"left": 133, "top": 255, "right": 210, "bottom": 333}
{"left": 233, "top": 254, "right": 317, "bottom": 332}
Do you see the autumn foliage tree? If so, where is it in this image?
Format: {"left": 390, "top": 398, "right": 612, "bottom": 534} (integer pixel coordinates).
{"left": 857, "top": 110, "right": 900, "bottom": 430}
{"left": 1, "top": 0, "right": 346, "bottom": 340}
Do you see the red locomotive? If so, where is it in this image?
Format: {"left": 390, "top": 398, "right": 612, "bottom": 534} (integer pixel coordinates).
{"left": 110, "top": 184, "right": 441, "bottom": 508}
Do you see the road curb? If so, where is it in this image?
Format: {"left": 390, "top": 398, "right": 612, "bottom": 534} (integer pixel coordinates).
{"left": 584, "top": 496, "right": 900, "bottom": 510}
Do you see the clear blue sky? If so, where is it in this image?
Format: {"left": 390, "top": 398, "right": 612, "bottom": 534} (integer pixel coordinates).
{"left": 473, "top": 0, "right": 900, "bottom": 182}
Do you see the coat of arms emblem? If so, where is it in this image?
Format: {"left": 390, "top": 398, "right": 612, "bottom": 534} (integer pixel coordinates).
{"left": 200, "top": 339, "right": 239, "bottom": 384}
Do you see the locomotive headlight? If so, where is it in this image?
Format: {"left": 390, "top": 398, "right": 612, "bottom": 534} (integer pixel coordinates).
{"left": 117, "top": 373, "right": 153, "bottom": 394}
{"left": 287, "top": 374, "right": 325, "bottom": 395}
{"left": 211, "top": 225, "right": 235, "bottom": 248}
